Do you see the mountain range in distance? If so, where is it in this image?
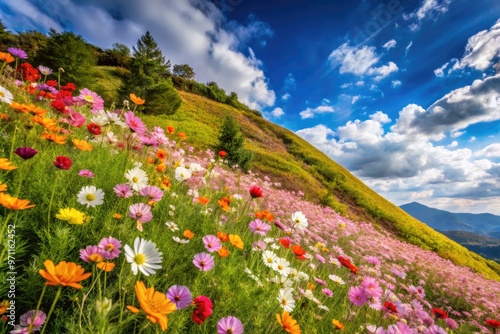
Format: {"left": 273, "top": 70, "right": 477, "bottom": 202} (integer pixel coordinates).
{"left": 399, "top": 202, "right": 500, "bottom": 262}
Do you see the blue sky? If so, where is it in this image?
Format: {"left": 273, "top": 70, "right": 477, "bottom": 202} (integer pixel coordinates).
{"left": 1, "top": 0, "right": 499, "bottom": 214}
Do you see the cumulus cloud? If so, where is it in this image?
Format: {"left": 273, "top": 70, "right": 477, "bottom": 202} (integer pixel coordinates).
{"left": 270, "top": 107, "right": 285, "bottom": 119}
{"left": 382, "top": 39, "right": 397, "bottom": 50}
{"left": 328, "top": 43, "right": 398, "bottom": 81}
{"left": 475, "top": 143, "right": 500, "bottom": 157}
{"left": 404, "top": 0, "right": 452, "bottom": 30}
{"left": 1, "top": 0, "right": 276, "bottom": 110}
{"left": 299, "top": 104, "right": 335, "bottom": 119}
{"left": 391, "top": 80, "right": 402, "bottom": 88}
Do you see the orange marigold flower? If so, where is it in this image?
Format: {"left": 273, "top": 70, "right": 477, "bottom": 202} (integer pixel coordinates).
{"left": 229, "top": 234, "right": 244, "bottom": 249}
{"left": 0, "top": 300, "right": 9, "bottom": 315}
{"left": 0, "top": 52, "right": 15, "bottom": 64}
{"left": 332, "top": 319, "right": 344, "bottom": 330}
{"left": 307, "top": 282, "right": 315, "bottom": 291}
{"left": 166, "top": 125, "right": 175, "bottom": 134}
{"left": 160, "top": 178, "right": 171, "bottom": 190}
{"left": 9, "top": 102, "right": 30, "bottom": 113}
{"left": 130, "top": 93, "right": 145, "bottom": 105}
{"left": 255, "top": 210, "right": 274, "bottom": 222}
{"left": 126, "top": 281, "right": 176, "bottom": 331}
{"left": 147, "top": 157, "right": 155, "bottom": 165}
{"left": 217, "top": 231, "right": 229, "bottom": 242}
{"left": 97, "top": 262, "right": 115, "bottom": 272}
{"left": 217, "top": 246, "right": 229, "bottom": 258}
{"left": 276, "top": 311, "right": 301, "bottom": 334}
{"left": 0, "top": 181, "right": 7, "bottom": 192}
{"left": 113, "top": 213, "right": 122, "bottom": 219}
{"left": 218, "top": 198, "right": 230, "bottom": 212}
{"left": 0, "top": 193, "right": 35, "bottom": 210}
{"left": 183, "top": 229, "right": 194, "bottom": 240}
{"left": 42, "top": 132, "right": 66, "bottom": 145}
{"left": 156, "top": 149, "right": 167, "bottom": 160}
{"left": 156, "top": 163, "right": 166, "bottom": 173}
{"left": 0, "top": 158, "right": 17, "bottom": 171}
{"left": 177, "top": 132, "right": 186, "bottom": 140}
{"left": 72, "top": 139, "right": 92, "bottom": 151}
{"left": 39, "top": 260, "right": 91, "bottom": 289}
{"left": 197, "top": 196, "right": 210, "bottom": 205}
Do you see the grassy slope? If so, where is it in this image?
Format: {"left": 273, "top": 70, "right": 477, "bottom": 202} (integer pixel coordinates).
{"left": 102, "top": 67, "right": 500, "bottom": 281}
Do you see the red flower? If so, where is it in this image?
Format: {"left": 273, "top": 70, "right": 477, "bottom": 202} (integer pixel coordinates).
{"left": 292, "top": 244, "right": 306, "bottom": 260}
{"left": 431, "top": 308, "right": 448, "bottom": 319}
{"left": 191, "top": 296, "right": 213, "bottom": 325}
{"left": 486, "top": 319, "right": 500, "bottom": 328}
{"left": 249, "top": 185, "right": 263, "bottom": 198}
{"left": 383, "top": 301, "right": 397, "bottom": 313}
{"left": 279, "top": 238, "right": 291, "bottom": 249}
{"left": 218, "top": 150, "right": 227, "bottom": 158}
{"left": 61, "top": 82, "right": 76, "bottom": 91}
{"left": 338, "top": 256, "right": 358, "bottom": 274}
{"left": 51, "top": 99, "right": 66, "bottom": 114}
{"left": 54, "top": 156, "right": 72, "bottom": 170}
{"left": 87, "top": 123, "right": 102, "bottom": 135}
{"left": 17, "top": 63, "right": 41, "bottom": 82}
{"left": 46, "top": 80, "right": 58, "bottom": 87}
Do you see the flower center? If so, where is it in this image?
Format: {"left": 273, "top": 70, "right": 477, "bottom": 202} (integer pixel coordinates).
{"left": 134, "top": 253, "right": 146, "bottom": 265}
{"left": 175, "top": 295, "right": 180, "bottom": 301}
{"left": 226, "top": 330, "right": 233, "bottom": 334}
{"left": 89, "top": 254, "right": 103, "bottom": 263}
{"left": 200, "top": 261, "right": 205, "bottom": 267}
{"left": 132, "top": 177, "right": 138, "bottom": 183}
{"left": 0, "top": 92, "right": 5, "bottom": 98}
{"left": 105, "top": 244, "right": 114, "bottom": 251}
{"left": 281, "top": 298, "right": 287, "bottom": 305}
{"left": 86, "top": 193, "right": 96, "bottom": 201}
{"left": 278, "top": 265, "right": 284, "bottom": 270}
{"left": 136, "top": 212, "right": 143, "bottom": 218}
{"left": 85, "top": 95, "right": 94, "bottom": 102}
{"left": 267, "top": 258, "right": 273, "bottom": 263}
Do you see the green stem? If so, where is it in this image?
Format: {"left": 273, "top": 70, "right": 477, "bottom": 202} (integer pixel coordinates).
{"left": 46, "top": 174, "right": 59, "bottom": 230}
{"left": 29, "top": 284, "right": 47, "bottom": 334}
{"left": 118, "top": 257, "right": 127, "bottom": 324}
{"left": 9, "top": 125, "right": 18, "bottom": 161}
{"left": 0, "top": 211, "right": 14, "bottom": 258}
{"left": 40, "top": 286, "right": 63, "bottom": 334}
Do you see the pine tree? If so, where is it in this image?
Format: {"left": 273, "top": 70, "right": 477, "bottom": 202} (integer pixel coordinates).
{"left": 216, "top": 115, "right": 253, "bottom": 172}
{"left": 119, "top": 31, "right": 181, "bottom": 115}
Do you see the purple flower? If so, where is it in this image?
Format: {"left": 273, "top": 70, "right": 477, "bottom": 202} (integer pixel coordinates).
{"left": 8, "top": 47, "right": 28, "bottom": 59}
{"left": 166, "top": 285, "right": 192, "bottom": 310}
{"left": 273, "top": 219, "right": 287, "bottom": 231}
{"left": 78, "top": 169, "right": 94, "bottom": 178}
{"left": 217, "top": 316, "right": 244, "bottom": 334}
{"left": 387, "top": 322, "right": 414, "bottom": 334}
{"left": 128, "top": 203, "right": 153, "bottom": 223}
{"left": 37, "top": 65, "right": 52, "bottom": 75}
{"left": 252, "top": 240, "right": 267, "bottom": 251}
{"left": 139, "top": 185, "right": 164, "bottom": 202}
{"left": 348, "top": 286, "right": 369, "bottom": 307}
{"left": 124, "top": 111, "right": 147, "bottom": 133}
{"left": 98, "top": 236, "right": 122, "bottom": 260}
{"left": 19, "top": 309, "right": 46, "bottom": 330}
{"left": 322, "top": 288, "right": 333, "bottom": 297}
{"left": 314, "top": 277, "right": 327, "bottom": 286}
{"left": 80, "top": 245, "right": 105, "bottom": 263}
{"left": 444, "top": 318, "right": 458, "bottom": 330}
{"left": 315, "top": 253, "right": 325, "bottom": 263}
{"left": 361, "top": 277, "right": 383, "bottom": 299}
{"left": 14, "top": 147, "right": 38, "bottom": 160}
{"left": 193, "top": 252, "right": 215, "bottom": 271}
{"left": 202, "top": 235, "right": 222, "bottom": 253}
{"left": 248, "top": 219, "right": 271, "bottom": 236}
{"left": 78, "top": 88, "right": 104, "bottom": 111}
{"left": 114, "top": 183, "right": 133, "bottom": 198}
{"left": 424, "top": 325, "right": 447, "bottom": 334}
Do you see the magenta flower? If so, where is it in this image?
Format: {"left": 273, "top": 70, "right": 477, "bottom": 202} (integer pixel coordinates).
{"left": 80, "top": 245, "right": 105, "bottom": 263}
{"left": 78, "top": 169, "right": 94, "bottom": 178}
{"left": 139, "top": 185, "right": 164, "bottom": 202}
{"left": 203, "top": 235, "right": 222, "bottom": 253}
{"left": 409, "top": 285, "right": 426, "bottom": 299}
{"left": 98, "top": 236, "right": 122, "bottom": 260}
{"left": 114, "top": 183, "right": 133, "bottom": 198}
{"left": 274, "top": 219, "right": 287, "bottom": 231}
{"left": 78, "top": 88, "right": 104, "bottom": 111}
{"left": 387, "top": 322, "right": 415, "bottom": 334}
{"left": 361, "top": 277, "right": 383, "bottom": 299}
{"left": 315, "top": 253, "right": 326, "bottom": 263}
{"left": 424, "top": 325, "right": 447, "bottom": 334}
{"left": 193, "top": 252, "right": 215, "bottom": 271}
{"left": 348, "top": 286, "right": 369, "bottom": 307}
{"left": 364, "top": 255, "right": 381, "bottom": 266}
{"left": 8, "top": 47, "right": 28, "bottom": 59}
{"left": 124, "top": 111, "right": 147, "bottom": 133}
{"left": 37, "top": 65, "right": 52, "bottom": 75}
{"left": 128, "top": 203, "right": 153, "bottom": 223}
{"left": 322, "top": 288, "right": 333, "bottom": 297}
{"left": 14, "top": 147, "right": 38, "bottom": 160}
{"left": 67, "top": 110, "right": 86, "bottom": 128}
{"left": 18, "top": 310, "right": 46, "bottom": 331}
{"left": 248, "top": 219, "right": 271, "bottom": 236}
{"left": 314, "top": 277, "right": 327, "bottom": 286}
{"left": 444, "top": 318, "right": 458, "bottom": 330}
{"left": 252, "top": 240, "right": 267, "bottom": 251}
{"left": 217, "top": 316, "right": 244, "bottom": 334}
{"left": 166, "top": 285, "right": 192, "bottom": 310}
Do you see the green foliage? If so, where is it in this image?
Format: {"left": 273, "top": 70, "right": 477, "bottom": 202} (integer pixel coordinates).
{"left": 16, "top": 30, "right": 48, "bottom": 59}
{"left": 97, "top": 43, "right": 131, "bottom": 68}
{"left": 173, "top": 64, "right": 195, "bottom": 80}
{"left": 216, "top": 115, "right": 253, "bottom": 172}
{"left": 119, "top": 31, "right": 181, "bottom": 115}
{"left": 0, "top": 20, "right": 17, "bottom": 52}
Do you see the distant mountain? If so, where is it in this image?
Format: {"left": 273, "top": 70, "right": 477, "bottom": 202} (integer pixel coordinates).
{"left": 399, "top": 202, "right": 500, "bottom": 237}
{"left": 440, "top": 231, "right": 500, "bottom": 262}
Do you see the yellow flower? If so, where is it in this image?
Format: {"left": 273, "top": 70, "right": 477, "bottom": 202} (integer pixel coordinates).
{"left": 72, "top": 139, "right": 92, "bottom": 151}
{"left": 0, "top": 158, "right": 17, "bottom": 171}
{"left": 0, "top": 193, "right": 35, "bottom": 210}
{"left": 39, "top": 260, "right": 91, "bottom": 289}
{"left": 130, "top": 93, "right": 145, "bottom": 105}
{"left": 55, "top": 208, "right": 87, "bottom": 225}
{"left": 126, "top": 281, "right": 176, "bottom": 331}
{"left": 229, "top": 234, "right": 244, "bottom": 249}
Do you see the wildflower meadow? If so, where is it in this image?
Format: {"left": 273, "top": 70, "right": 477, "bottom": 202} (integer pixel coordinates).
{"left": 1, "top": 47, "right": 500, "bottom": 334}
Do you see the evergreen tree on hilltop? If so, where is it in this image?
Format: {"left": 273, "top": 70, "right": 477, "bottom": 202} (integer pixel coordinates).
{"left": 120, "top": 31, "right": 181, "bottom": 115}
{"left": 216, "top": 115, "right": 253, "bottom": 172}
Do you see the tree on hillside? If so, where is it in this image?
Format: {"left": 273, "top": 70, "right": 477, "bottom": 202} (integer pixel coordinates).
{"left": 35, "top": 29, "right": 97, "bottom": 88}
{"left": 216, "top": 115, "right": 253, "bottom": 172}
{"left": 119, "top": 31, "right": 181, "bottom": 115}
{"left": 98, "top": 43, "right": 131, "bottom": 67}
{"left": 173, "top": 64, "right": 195, "bottom": 80}
{"left": 16, "top": 30, "right": 48, "bottom": 59}
{"left": 0, "top": 20, "right": 17, "bottom": 52}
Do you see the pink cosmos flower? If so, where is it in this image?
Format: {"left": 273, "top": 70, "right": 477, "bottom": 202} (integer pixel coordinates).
{"left": 66, "top": 110, "right": 86, "bottom": 128}
{"left": 348, "top": 286, "right": 369, "bottom": 307}
{"left": 114, "top": 183, "right": 133, "bottom": 198}
{"left": 315, "top": 253, "right": 326, "bottom": 263}
{"left": 252, "top": 240, "right": 267, "bottom": 251}
{"left": 386, "top": 322, "right": 414, "bottom": 334}
{"left": 124, "top": 111, "right": 147, "bottom": 133}
{"left": 78, "top": 88, "right": 104, "bottom": 111}
{"left": 80, "top": 245, "right": 105, "bottom": 263}
{"left": 202, "top": 235, "right": 222, "bottom": 253}
{"left": 193, "top": 252, "right": 215, "bottom": 271}
{"left": 248, "top": 219, "right": 271, "bottom": 236}
{"left": 166, "top": 285, "right": 192, "bottom": 310}
{"left": 98, "top": 236, "right": 122, "bottom": 260}
{"left": 361, "top": 277, "right": 383, "bottom": 299}
{"left": 314, "top": 277, "right": 327, "bottom": 286}
{"left": 424, "top": 325, "right": 447, "bottom": 334}
{"left": 409, "top": 285, "right": 426, "bottom": 299}
{"left": 19, "top": 310, "right": 46, "bottom": 330}
{"left": 322, "top": 288, "right": 333, "bottom": 297}
{"left": 217, "top": 316, "right": 244, "bottom": 334}
{"left": 139, "top": 185, "right": 164, "bottom": 202}
{"left": 78, "top": 169, "right": 94, "bottom": 178}
{"left": 128, "top": 203, "right": 153, "bottom": 223}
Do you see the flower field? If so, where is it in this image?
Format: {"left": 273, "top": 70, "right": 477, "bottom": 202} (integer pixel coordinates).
{"left": 1, "top": 48, "right": 500, "bottom": 333}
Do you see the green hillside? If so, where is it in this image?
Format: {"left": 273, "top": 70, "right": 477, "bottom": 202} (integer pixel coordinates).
{"left": 95, "top": 66, "right": 500, "bottom": 281}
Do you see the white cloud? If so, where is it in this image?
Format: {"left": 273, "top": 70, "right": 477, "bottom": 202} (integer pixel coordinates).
{"left": 1, "top": 0, "right": 276, "bottom": 110}
{"left": 370, "top": 111, "right": 391, "bottom": 124}
{"left": 270, "top": 107, "right": 285, "bottom": 119}
{"left": 448, "top": 140, "right": 458, "bottom": 148}
{"left": 299, "top": 103, "right": 335, "bottom": 119}
{"left": 434, "top": 61, "right": 449, "bottom": 77}
{"left": 328, "top": 43, "right": 398, "bottom": 81}
{"left": 405, "top": 41, "right": 413, "bottom": 55}
{"left": 391, "top": 80, "right": 402, "bottom": 88}
{"left": 450, "top": 130, "right": 465, "bottom": 138}
{"left": 476, "top": 143, "right": 500, "bottom": 157}
{"left": 404, "top": 0, "right": 452, "bottom": 30}
{"left": 383, "top": 39, "right": 397, "bottom": 50}
{"left": 281, "top": 93, "right": 291, "bottom": 101}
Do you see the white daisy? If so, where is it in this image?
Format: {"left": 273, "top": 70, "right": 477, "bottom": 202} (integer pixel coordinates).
{"left": 90, "top": 111, "right": 109, "bottom": 126}
{"left": 188, "top": 163, "right": 204, "bottom": 172}
{"left": 277, "top": 288, "right": 295, "bottom": 312}
{"left": 0, "top": 86, "right": 14, "bottom": 104}
{"left": 291, "top": 211, "right": 308, "bottom": 229}
{"left": 165, "top": 221, "right": 179, "bottom": 231}
{"left": 272, "top": 257, "right": 292, "bottom": 277}
{"left": 172, "top": 236, "right": 189, "bottom": 244}
{"left": 124, "top": 237, "right": 163, "bottom": 276}
{"left": 125, "top": 167, "right": 149, "bottom": 191}
{"left": 77, "top": 186, "right": 104, "bottom": 207}
{"left": 105, "top": 111, "right": 127, "bottom": 128}
{"left": 297, "top": 271, "right": 309, "bottom": 282}
{"left": 262, "top": 250, "right": 278, "bottom": 268}
{"left": 329, "top": 274, "right": 345, "bottom": 285}
{"left": 174, "top": 166, "right": 192, "bottom": 181}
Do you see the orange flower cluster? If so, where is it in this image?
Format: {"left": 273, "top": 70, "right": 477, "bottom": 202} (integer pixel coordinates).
{"left": 276, "top": 311, "right": 301, "bottom": 334}
{"left": 255, "top": 209, "right": 274, "bottom": 222}
{"left": 0, "top": 193, "right": 35, "bottom": 210}
{"left": 10, "top": 102, "right": 47, "bottom": 116}
{"left": 72, "top": 139, "right": 92, "bottom": 151}
{"left": 0, "top": 158, "right": 17, "bottom": 171}
{"left": 39, "top": 260, "right": 91, "bottom": 289}
{"left": 218, "top": 196, "right": 231, "bottom": 212}
{"left": 229, "top": 234, "right": 244, "bottom": 249}
{"left": 183, "top": 229, "right": 194, "bottom": 240}
{"left": 0, "top": 52, "right": 14, "bottom": 63}
{"left": 130, "top": 93, "right": 145, "bottom": 105}
{"left": 197, "top": 196, "right": 210, "bottom": 205}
